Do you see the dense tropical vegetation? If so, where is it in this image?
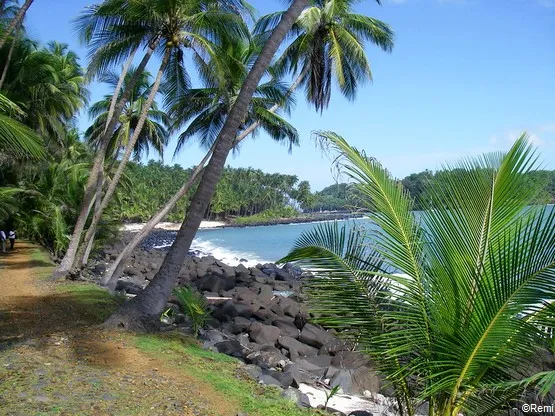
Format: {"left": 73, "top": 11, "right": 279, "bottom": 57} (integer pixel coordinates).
{"left": 1, "top": 0, "right": 554, "bottom": 412}
{"left": 281, "top": 131, "right": 555, "bottom": 415}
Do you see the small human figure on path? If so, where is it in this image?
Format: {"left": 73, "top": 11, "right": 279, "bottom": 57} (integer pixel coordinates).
{"left": 0, "top": 230, "right": 6, "bottom": 253}
{"left": 8, "top": 230, "right": 16, "bottom": 251}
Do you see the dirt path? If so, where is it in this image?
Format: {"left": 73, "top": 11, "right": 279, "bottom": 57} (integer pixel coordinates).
{"left": 0, "top": 243, "right": 239, "bottom": 416}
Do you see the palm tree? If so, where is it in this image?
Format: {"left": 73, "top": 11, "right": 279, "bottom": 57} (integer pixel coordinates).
{"left": 86, "top": 68, "right": 170, "bottom": 165}
{"left": 0, "top": 0, "right": 34, "bottom": 50}
{"left": 0, "top": 0, "right": 25, "bottom": 91}
{"left": 57, "top": 0, "right": 252, "bottom": 276}
{"left": 74, "top": 0, "right": 252, "bottom": 270}
{"left": 2, "top": 41, "right": 89, "bottom": 145}
{"left": 101, "top": 38, "right": 299, "bottom": 290}
{"left": 280, "top": 131, "right": 555, "bottom": 415}
{"left": 255, "top": 0, "right": 394, "bottom": 112}
{"left": 76, "top": 67, "right": 170, "bottom": 265}
{"left": 0, "top": 92, "right": 43, "bottom": 158}
{"left": 105, "top": 0, "right": 310, "bottom": 330}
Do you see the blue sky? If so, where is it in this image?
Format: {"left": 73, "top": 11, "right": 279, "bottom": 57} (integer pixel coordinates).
{"left": 25, "top": 0, "right": 555, "bottom": 190}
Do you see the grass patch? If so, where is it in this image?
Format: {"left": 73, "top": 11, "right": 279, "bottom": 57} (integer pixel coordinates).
{"left": 54, "top": 282, "right": 125, "bottom": 322}
{"left": 135, "top": 333, "right": 315, "bottom": 416}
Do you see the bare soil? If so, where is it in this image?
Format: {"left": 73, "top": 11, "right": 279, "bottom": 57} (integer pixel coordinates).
{"left": 0, "top": 242, "right": 239, "bottom": 415}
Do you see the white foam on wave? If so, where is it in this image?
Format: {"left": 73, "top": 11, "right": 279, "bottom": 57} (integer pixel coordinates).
{"left": 191, "top": 238, "right": 270, "bottom": 267}
{"left": 151, "top": 237, "right": 270, "bottom": 267}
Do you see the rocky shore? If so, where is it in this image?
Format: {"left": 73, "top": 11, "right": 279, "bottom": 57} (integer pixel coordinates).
{"left": 82, "top": 239, "right": 424, "bottom": 416}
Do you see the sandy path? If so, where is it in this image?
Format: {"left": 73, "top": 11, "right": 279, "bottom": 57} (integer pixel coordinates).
{"left": 0, "top": 242, "right": 238, "bottom": 416}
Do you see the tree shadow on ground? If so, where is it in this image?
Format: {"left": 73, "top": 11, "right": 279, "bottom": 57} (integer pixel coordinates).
{"left": 0, "top": 288, "right": 129, "bottom": 369}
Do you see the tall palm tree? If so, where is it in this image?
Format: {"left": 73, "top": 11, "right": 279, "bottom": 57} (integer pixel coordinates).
{"left": 57, "top": 0, "right": 252, "bottom": 276}
{"left": 105, "top": 0, "right": 310, "bottom": 330}
{"left": 101, "top": 38, "right": 299, "bottom": 290}
{"left": 0, "top": 0, "right": 34, "bottom": 50}
{"left": 255, "top": 0, "right": 394, "bottom": 112}
{"left": 74, "top": 0, "right": 251, "bottom": 270}
{"left": 85, "top": 67, "right": 170, "bottom": 163}
{"left": 76, "top": 67, "right": 170, "bottom": 266}
{"left": 280, "top": 131, "right": 555, "bottom": 415}
{"left": 0, "top": 0, "right": 25, "bottom": 91}
{"left": 2, "top": 41, "right": 89, "bottom": 145}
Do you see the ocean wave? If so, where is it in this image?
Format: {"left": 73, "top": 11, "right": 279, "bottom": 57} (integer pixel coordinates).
{"left": 191, "top": 238, "right": 270, "bottom": 267}
{"left": 151, "top": 236, "right": 270, "bottom": 267}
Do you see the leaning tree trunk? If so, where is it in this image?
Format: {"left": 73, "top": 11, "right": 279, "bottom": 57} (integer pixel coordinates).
{"left": 81, "top": 169, "right": 104, "bottom": 266}
{"left": 0, "top": 0, "right": 33, "bottom": 50}
{"left": 103, "top": 45, "right": 138, "bottom": 135}
{"left": 102, "top": 147, "right": 213, "bottom": 291}
{"left": 0, "top": 19, "right": 22, "bottom": 90}
{"left": 55, "top": 41, "right": 159, "bottom": 277}
{"left": 76, "top": 48, "right": 171, "bottom": 269}
{"left": 104, "top": 0, "right": 309, "bottom": 331}
{"left": 100, "top": 68, "right": 307, "bottom": 289}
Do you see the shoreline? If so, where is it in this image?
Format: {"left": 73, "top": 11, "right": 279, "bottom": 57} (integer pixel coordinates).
{"left": 120, "top": 212, "right": 366, "bottom": 233}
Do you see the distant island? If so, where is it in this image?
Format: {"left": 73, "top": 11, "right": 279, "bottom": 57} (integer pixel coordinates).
{"left": 110, "top": 161, "right": 555, "bottom": 226}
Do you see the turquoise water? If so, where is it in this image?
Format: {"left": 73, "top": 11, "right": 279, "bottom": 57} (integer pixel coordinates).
{"left": 193, "top": 217, "right": 374, "bottom": 266}
{"left": 148, "top": 205, "right": 554, "bottom": 267}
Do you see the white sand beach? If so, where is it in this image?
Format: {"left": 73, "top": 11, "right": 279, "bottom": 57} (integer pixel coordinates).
{"left": 120, "top": 220, "right": 226, "bottom": 232}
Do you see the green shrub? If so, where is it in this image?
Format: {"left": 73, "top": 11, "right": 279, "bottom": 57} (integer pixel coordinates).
{"left": 172, "top": 286, "right": 211, "bottom": 336}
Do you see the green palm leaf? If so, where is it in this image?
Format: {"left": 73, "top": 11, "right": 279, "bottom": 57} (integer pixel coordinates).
{"left": 283, "top": 130, "right": 555, "bottom": 415}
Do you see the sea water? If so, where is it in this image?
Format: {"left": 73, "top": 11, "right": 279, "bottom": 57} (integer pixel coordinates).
{"left": 145, "top": 217, "right": 375, "bottom": 267}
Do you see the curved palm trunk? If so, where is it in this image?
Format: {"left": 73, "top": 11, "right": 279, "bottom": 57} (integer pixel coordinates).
{"left": 104, "top": 45, "right": 138, "bottom": 135}
{"left": 81, "top": 169, "right": 104, "bottom": 265}
{"left": 0, "top": 20, "right": 21, "bottom": 90}
{"left": 102, "top": 147, "right": 213, "bottom": 291}
{"left": 104, "top": 0, "right": 309, "bottom": 331}
{"left": 0, "top": 0, "right": 33, "bottom": 50}
{"left": 76, "top": 48, "right": 171, "bottom": 269}
{"left": 100, "top": 59, "right": 308, "bottom": 289}
{"left": 55, "top": 41, "right": 159, "bottom": 277}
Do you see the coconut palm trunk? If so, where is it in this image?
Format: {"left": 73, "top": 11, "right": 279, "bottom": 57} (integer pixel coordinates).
{"left": 81, "top": 169, "right": 104, "bottom": 266}
{"left": 104, "top": 0, "right": 309, "bottom": 331}
{"left": 101, "top": 67, "right": 308, "bottom": 290}
{"left": 102, "top": 152, "right": 209, "bottom": 291}
{"left": 0, "top": 0, "right": 33, "bottom": 50}
{"left": 55, "top": 41, "right": 159, "bottom": 277}
{"left": 0, "top": 19, "right": 22, "bottom": 90}
{"left": 103, "top": 45, "right": 138, "bottom": 135}
{"left": 76, "top": 48, "right": 171, "bottom": 269}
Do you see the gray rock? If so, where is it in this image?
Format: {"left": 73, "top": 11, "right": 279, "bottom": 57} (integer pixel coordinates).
{"left": 273, "top": 281, "right": 291, "bottom": 291}
{"left": 214, "top": 340, "right": 244, "bottom": 358}
{"left": 258, "top": 284, "right": 274, "bottom": 304}
{"left": 295, "top": 358, "right": 327, "bottom": 378}
{"left": 303, "top": 355, "right": 332, "bottom": 367}
{"left": 233, "top": 316, "right": 252, "bottom": 331}
{"left": 201, "top": 329, "right": 225, "bottom": 344}
{"left": 281, "top": 387, "right": 311, "bottom": 408}
{"left": 200, "top": 275, "right": 227, "bottom": 293}
{"left": 279, "top": 298, "right": 300, "bottom": 318}
{"left": 299, "top": 323, "right": 335, "bottom": 349}
{"left": 245, "top": 350, "right": 288, "bottom": 370}
{"left": 252, "top": 307, "right": 277, "bottom": 322}
{"left": 294, "top": 312, "right": 308, "bottom": 330}
{"left": 283, "top": 363, "right": 314, "bottom": 387}
{"left": 331, "top": 351, "right": 372, "bottom": 370}
{"left": 262, "top": 369, "right": 293, "bottom": 388}
{"left": 249, "top": 322, "right": 281, "bottom": 345}
{"left": 221, "top": 322, "right": 243, "bottom": 335}
{"left": 348, "top": 412, "right": 373, "bottom": 416}
{"left": 273, "top": 318, "right": 300, "bottom": 339}
{"left": 330, "top": 367, "right": 380, "bottom": 395}
{"left": 277, "top": 336, "right": 318, "bottom": 357}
